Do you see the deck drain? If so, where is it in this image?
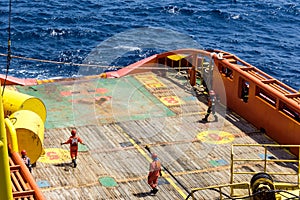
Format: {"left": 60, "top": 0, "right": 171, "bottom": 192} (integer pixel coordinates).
{"left": 37, "top": 180, "right": 51, "bottom": 188}
{"left": 99, "top": 177, "right": 118, "bottom": 187}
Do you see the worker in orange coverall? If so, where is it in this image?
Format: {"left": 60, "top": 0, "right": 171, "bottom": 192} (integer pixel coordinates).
{"left": 61, "top": 129, "right": 85, "bottom": 168}
{"left": 147, "top": 153, "right": 162, "bottom": 195}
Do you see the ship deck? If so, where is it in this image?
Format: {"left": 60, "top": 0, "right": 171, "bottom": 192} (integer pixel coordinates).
{"left": 13, "top": 69, "right": 299, "bottom": 200}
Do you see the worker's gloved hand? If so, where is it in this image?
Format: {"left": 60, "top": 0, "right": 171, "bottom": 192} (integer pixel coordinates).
{"left": 60, "top": 142, "right": 64, "bottom": 145}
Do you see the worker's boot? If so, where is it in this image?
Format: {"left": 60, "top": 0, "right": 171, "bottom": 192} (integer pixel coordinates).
{"left": 214, "top": 115, "right": 218, "bottom": 122}
{"left": 202, "top": 115, "right": 208, "bottom": 122}
{"left": 152, "top": 188, "right": 158, "bottom": 194}
{"left": 72, "top": 159, "right": 77, "bottom": 168}
{"left": 150, "top": 188, "right": 158, "bottom": 195}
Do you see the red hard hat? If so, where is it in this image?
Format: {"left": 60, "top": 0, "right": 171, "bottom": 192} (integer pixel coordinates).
{"left": 71, "top": 129, "right": 76, "bottom": 136}
{"left": 21, "top": 150, "right": 27, "bottom": 155}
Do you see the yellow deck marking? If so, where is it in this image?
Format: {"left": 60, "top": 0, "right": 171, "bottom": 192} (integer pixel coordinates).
{"left": 115, "top": 124, "right": 187, "bottom": 199}
{"left": 135, "top": 74, "right": 184, "bottom": 107}
{"left": 135, "top": 74, "right": 165, "bottom": 89}
{"left": 38, "top": 148, "right": 70, "bottom": 164}
{"left": 160, "top": 95, "right": 183, "bottom": 106}
{"left": 197, "top": 131, "right": 235, "bottom": 144}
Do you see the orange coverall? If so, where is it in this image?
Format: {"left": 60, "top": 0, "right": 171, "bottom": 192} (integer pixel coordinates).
{"left": 147, "top": 159, "right": 162, "bottom": 189}
{"left": 64, "top": 135, "right": 83, "bottom": 159}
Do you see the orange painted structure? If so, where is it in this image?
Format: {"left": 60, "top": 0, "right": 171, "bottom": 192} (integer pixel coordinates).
{"left": 212, "top": 50, "right": 299, "bottom": 156}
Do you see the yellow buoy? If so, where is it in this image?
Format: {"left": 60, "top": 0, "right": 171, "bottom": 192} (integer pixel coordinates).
{"left": 2, "top": 89, "right": 46, "bottom": 122}
{"left": 9, "top": 110, "right": 45, "bottom": 163}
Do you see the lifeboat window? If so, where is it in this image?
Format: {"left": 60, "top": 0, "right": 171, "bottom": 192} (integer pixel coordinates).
{"left": 220, "top": 66, "right": 233, "bottom": 79}
{"left": 240, "top": 79, "right": 249, "bottom": 103}
{"left": 279, "top": 102, "right": 300, "bottom": 123}
{"left": 256, "top": 87, "right": 276, "bottom": 107}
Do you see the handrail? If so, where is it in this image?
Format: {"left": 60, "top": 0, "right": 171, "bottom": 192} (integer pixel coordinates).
{"left": 231, "top": 144, "right": 300, "bottom": 187}
{"left": 186, "top": 182, "right": 251, "bottom": 200}
{"left": 214, "top": 52, "right": 299, "bottom": 111}
{"left": 186, "top": 144, "right": 300, "bottom": 199}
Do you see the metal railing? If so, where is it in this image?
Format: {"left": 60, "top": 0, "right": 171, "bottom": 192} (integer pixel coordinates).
{"left": 186, "top": 144, "right": 300, "bottom": 199}
{"left": 186, "top": 182, "right": 251, "bottom": 200}
{"left": 230, "top": 144, "right": 300, "bottom": 186}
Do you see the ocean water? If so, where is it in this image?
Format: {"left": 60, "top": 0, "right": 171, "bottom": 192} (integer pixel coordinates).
{"left": 0, "top": 0, "right": 299, "bottom": 90}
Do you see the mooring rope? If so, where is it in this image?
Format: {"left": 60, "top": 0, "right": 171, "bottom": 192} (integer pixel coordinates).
{"left": 0, "top": 53, "right": 108, "bottom": 68}
{"left": 0, "top": 53, "right": 193, "bottom": 70}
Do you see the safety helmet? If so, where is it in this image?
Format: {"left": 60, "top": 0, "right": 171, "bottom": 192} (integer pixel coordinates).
{"left": 21, "top": 150, "right": 27, "bottom": 156}
{"left": 151, "top": 153, "right": 158, "bottom": 159}
{"left": 71, "top": 129, "right": 76, "bottom": 136}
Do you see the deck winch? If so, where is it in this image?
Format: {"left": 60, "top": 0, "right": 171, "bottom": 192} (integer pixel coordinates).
{"left": 250, "top": 172, "right": 276, "bottom": 200}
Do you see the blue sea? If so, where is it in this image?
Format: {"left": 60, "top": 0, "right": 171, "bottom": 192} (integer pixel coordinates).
{"left": 0, "top": 0, "right": 299, "bottom": 90}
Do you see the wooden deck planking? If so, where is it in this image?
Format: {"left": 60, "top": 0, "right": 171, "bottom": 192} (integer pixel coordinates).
{"left": 27, "top": 72, "right": 298, "bottom": 199}
{"left": 35, "top": 125, "right": 297, "bottom": 199}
